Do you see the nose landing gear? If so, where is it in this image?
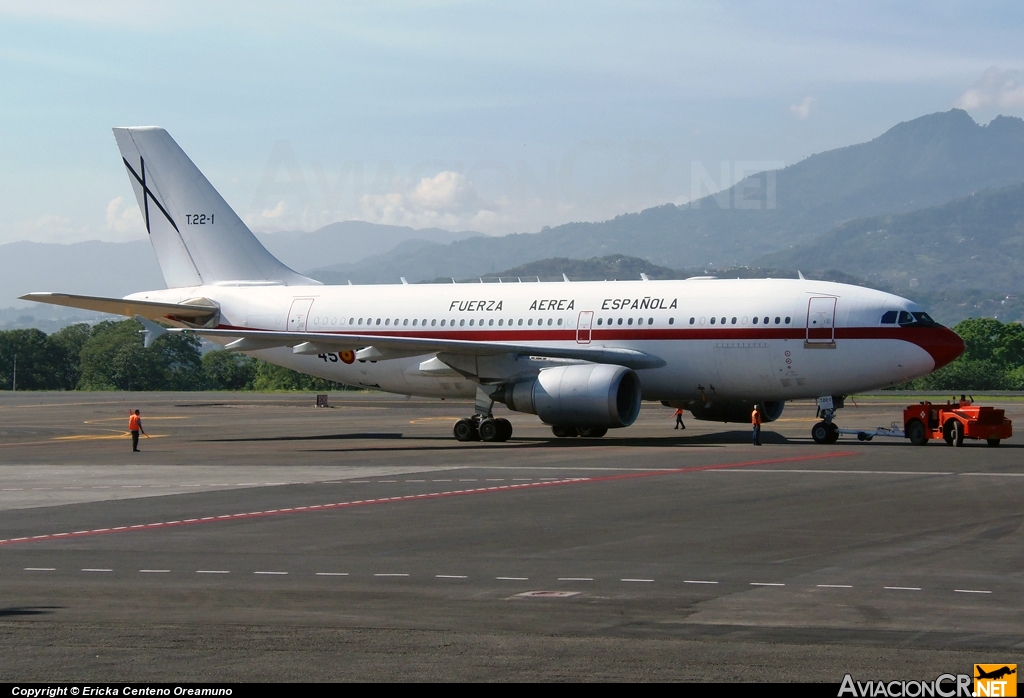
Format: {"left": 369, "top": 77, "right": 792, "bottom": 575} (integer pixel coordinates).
{"left": 811, "top": 396, "right": 842, "bottom": 444}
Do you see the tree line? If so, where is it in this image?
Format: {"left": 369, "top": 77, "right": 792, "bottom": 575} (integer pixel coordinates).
{"left": 0, "top": 319, "right": 340, "bottom": 391}
{"left": 1, "top": 316, "right": 1022, "bottom": 392}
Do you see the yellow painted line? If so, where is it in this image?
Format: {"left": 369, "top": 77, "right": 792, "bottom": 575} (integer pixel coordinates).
{"left": 53, "top": 433, "right": 168, "bottom": 441}
{"left": 84, "top": 416, "right": 191, "bottom": 424}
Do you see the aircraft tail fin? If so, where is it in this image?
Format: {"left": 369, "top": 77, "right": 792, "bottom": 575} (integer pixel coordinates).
{"left": 112, "top": 127, "right": 319, "bottom": 288}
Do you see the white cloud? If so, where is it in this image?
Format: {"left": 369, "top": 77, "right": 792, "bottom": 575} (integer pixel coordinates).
{"left": 955, "top": 67, "right": 1024, "bottom": 110}
{"left": 261, "top": 200, "right": 287, "bottom": 219}
{"left": 789, "top": 96, "right": 816, "bottom": 120}
{"left": 105, "top": 196, "right": 144, "bottom": 235}
{"left": 358, "top": 171, "right": 507, "bottom": 231}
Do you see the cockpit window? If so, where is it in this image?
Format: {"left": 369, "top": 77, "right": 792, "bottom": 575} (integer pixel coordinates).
{"left": 890, "top": 310, "right": 942, "bottom": 327}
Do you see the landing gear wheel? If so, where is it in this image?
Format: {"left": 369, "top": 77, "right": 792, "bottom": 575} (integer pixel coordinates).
{"left": 577, "top": 426, "right": 608, "bottom": 438}
{"left": 811, "top": 421, "right": 831, "bottom": 444}
{"left": 987, "top": 438, "right": 1001, "bottom": 447}
{"left": 478, "top": 418, "right": 500, "bottom": 442}
{"left": 906, "top": 419, "right": 928, "bottom": 446}
{"left": 453, "top": 418, "right": 479, "bottom": 442}
{"left": 495, "top": 418, "right": 513, "bottom": 442}
{"left": 551, "top": 425, "right": 579, "bottom": 438}
{"left": 825, "top": 423, "right": 839, "bottom": 444}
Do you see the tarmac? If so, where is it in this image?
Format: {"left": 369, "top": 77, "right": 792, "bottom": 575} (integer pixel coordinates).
{"left": 0, "top": 390, "right": 1022, "bottom": 681}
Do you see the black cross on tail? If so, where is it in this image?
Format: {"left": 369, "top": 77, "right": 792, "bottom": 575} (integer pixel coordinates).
{"left": 122, "top": 157, "right": 179, "bottom": 233}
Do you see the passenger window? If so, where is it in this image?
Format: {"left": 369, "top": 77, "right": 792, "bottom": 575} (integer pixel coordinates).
{"left": 688, "top": 317, "right": 694, "bottom": 325}
{"left": 376, "top": 318, "right": 381, "bottom": 325}
{"left": 648, "top": 317, "right": 654, "bottom": 325}
{"left": 721, "top": 317, "right": 726, "bottom": 324}
{"left": 617, "top": 318, "right": 623, "bottom": 325}
{"left": 764, "top": 317, "right": 769, "bottom": 324}
{"left": 385, "top": 318, "right": 390, "bottom": 325}
{"left": 469, "top": 319, "right": 474, "bottom": 326}
{"left": 785, "top": 317, "right": 791, "bottom": 324}
{"left": 547, "top": 318, "right": 553, "bottom": 326}
{"left": 528, "top": 319, "right": 533, "bottom": 326}
{"left": 774, "top": 317, "right": 780, "bottom": 324}
{"left": 440, "top": 319, "right": 446, "bottom": 326}
{"left": 412, "top": 319, "right": 417, "bottom": 326}
{"left": 349, "top": 318, "right": 354, "bottom": 325}
{"left": 731, "top": 317, "right": 737, "bottom": 325}
{"left": 881, "top": 311, "right": 898, "bottom": 324}
{"left": 710, "top": 317, "right": 716, "bottom": 325}
{"left": 752, "top": 316, "right": 758, "bottom": 324}
{"left": 597, "top": 318, "right": 603, "bottom": 326}
{"left": 518, "top": 319, "right": 524, "bottom": 326}
{"left": 460, "top": 319, "right": 466, "bottom": 326}
{"left": 403, "top": 319, "right": 409, "bottom": 326}
{"left": 628, "top": 318, "right": 634, "bottom": 325}
{"left": 358, "top": 318, "right": 363, "bottom": 325}
{"left": 557, "top": 318, "right": 563, "bottom": 326}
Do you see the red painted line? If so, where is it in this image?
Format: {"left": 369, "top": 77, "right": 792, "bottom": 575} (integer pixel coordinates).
{"left": 0, "top": 452, "right": 854, "bottom": 547}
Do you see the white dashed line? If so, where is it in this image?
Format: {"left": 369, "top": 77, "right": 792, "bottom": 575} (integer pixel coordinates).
{"left": 496, "top": 577, "right": 528, "bottom": 581}
{"left": 196, "top": 570, "right": 230, "bottom": 574}
{"left": 684, "top": 580, "right": 718, "bottom": 584}
{"left": 24, "top": 567, "right": 55, "bottom": 571}
{"left": 349, "top": 480, "right": 370, "bottom": 483}
{"left": 81, "top": 568, "right": 112, "bottom": 572}
{"left": 374, "top": 573, "right": 409, "bottom": 577}
{"left": 558, "top": 577, "right": 593, "bottom": 581}
{"left": 378, "top": 480, "right": 397, "bottom": 483}
{"left": 139, "top": 569, "right": 170, "bottom": 573}
{"left": 436, "top": 575, "right": 468, "bottom": 579}
{"left": 621, "top": 578, "right": 654, "bottom": 583}
{"left": 954, "top": 589, "right": 992, "bottom": 594}
{"left": 254, "top": 571, "right": 288, "bottom": 575}
{"left": 315, "top": 572, "right": 349, "bottom": 576}
{"left": 750, "top": 582, "right": 785, "bottom": 586}
{"left": 817, "top": 584, "right": 853, "bottom": 588}
{"left": 884, "top": 586, "right": 921, "bottom": 591}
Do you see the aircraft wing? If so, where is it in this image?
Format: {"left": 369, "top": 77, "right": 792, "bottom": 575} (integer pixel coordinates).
{"left": 169, "top": 327, "right": 666, "bottom": 370}
{"left": 20, "top": 292, "right": 218, "bottom": 323}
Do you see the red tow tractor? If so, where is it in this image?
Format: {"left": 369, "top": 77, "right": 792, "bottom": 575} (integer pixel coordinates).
{"left": 902, "top": 396, "right": 1012, "bottom": 447}
{"left": 838, "top": 396, "right": 1012, "bottom": 447}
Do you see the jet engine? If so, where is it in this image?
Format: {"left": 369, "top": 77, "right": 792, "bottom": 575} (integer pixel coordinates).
{"left": 496, "top": 364, "right": 642, "bottom": 428}
{"left": 680, "top": 399, "right": 785, "bottom": 423}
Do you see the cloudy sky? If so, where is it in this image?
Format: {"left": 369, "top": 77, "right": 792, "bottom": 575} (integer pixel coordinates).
{"left": 2, "top": 1, "right": 1023, "bottom": 244}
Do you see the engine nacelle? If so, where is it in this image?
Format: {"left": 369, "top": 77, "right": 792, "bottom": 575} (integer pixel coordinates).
{"left": 682, "top": 399, "right": 785, "bottom": 423}
{"left": 497, "top": 364, "right": 642, "bottom": 428}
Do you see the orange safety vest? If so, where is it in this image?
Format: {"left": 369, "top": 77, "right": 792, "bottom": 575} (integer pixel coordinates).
{"left": 751, "top": 409, "right": 761, "bottom": 426}
{"left": 128, "top": 414, "right": 141, "bottom": 431}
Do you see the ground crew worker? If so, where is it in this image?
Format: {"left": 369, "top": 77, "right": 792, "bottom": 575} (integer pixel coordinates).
{"left": 129, "top": 409, "right": 145, "bottom": 452}
{"left": 674, "top": 407, "right": 685, "bottom": 430}
{"left": 751, "top": 405, "right": 762, "bottom": 446}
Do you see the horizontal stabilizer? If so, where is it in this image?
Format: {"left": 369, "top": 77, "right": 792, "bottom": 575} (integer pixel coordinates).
{"left": 20, "top": 292, "right": 219, "bottom": 325}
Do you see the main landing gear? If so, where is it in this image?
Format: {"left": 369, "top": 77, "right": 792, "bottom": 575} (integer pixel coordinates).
{"left": 454, "top": 385, "right": 513, "bottom": 443}
{"left": 453, "top": 415, "right": 513, "bottom": 442}
{"left": 811, "top": 396, "right": 842, "bottom": 444}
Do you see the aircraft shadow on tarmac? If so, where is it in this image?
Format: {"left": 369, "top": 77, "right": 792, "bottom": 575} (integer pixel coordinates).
{"left": 0, "top": 606, "right": 62, "bottom": 618}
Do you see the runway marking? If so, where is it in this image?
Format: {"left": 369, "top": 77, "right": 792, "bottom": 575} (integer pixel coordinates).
{"left": 961, "top": 472, "right": 1024, "bottom": 477}
{"left": 81, "top": 568, "right": 112, "bottom": 572}
{"left": 374, "top": 573, "right": 409, "bottom": 577}
{"left": 817, "top": 584, "right": 853, "bottom": 588}
{"left": 884, "top": 586, "right": 921, "bottom": 591}
{"left": 436, "top": 575, "right": 468, "bottom": 579}
{"left": 0, "top": 451, "right": 856, "bottom": 547}
{"left": 954, "top": 589, "right": 992, "bottom": 594}
{"left": 497, "top": 577, "right": 529, "bottom": 581}
{"left": 750, "top": 582, "right": 785, "bottom": 586}
{"left": 622, "top": 578, "right": 654, "bottom": 582}
{"left": 254, "top": 571, "right": 288, "bottom": 575}
{"left": 24, "top": 567, "right": 55, "bottom": 571}
{"left": 684, "top": 580, "right": 718, "bottom": 584}
{"left": 196, "top": 570, "right": 230, "bottom": 574}
{"left": 139, "top": 569, "right": 170, "bottom": 573}
{"left": 315, "top": 572, "right": 349, "bottom": 576}
{"left": 712, "top": 469, "right": 953, "bottom": 476}
{"left": 558, "top": 577, "right": 593, "bottom": 581}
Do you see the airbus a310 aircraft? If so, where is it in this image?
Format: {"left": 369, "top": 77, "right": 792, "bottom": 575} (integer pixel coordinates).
{"left": 23, "top": 128, "right": 965, "bottom": 443}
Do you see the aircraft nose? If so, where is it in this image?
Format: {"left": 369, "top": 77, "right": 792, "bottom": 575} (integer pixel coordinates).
{"left": 922, "top": 326, "right": 965, "bottom": 370}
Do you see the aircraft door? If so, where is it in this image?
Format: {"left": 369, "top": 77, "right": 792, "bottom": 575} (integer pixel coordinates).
{"left": 576, "top": 311, "right": 594, "bottom": 344}
{"left": 806, "top": 297, "right": 837, "bottom": 345}
{"left": 287, "top": 298, "right": 315, "bottom": 332}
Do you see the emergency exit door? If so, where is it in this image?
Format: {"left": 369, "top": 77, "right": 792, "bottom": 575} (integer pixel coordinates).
{"left": 288, "top": 298, "right": 314, "bottom": 332}
{"left": 576, "top": 311, "right": 594, "bottom": 344}
{"left": 806, "top": 296, "right": 836, "bottom": 345}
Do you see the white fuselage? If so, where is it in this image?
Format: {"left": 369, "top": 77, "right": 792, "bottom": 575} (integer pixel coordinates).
{"left": 127, "top": 277, "right": 960, "bottom": 404}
